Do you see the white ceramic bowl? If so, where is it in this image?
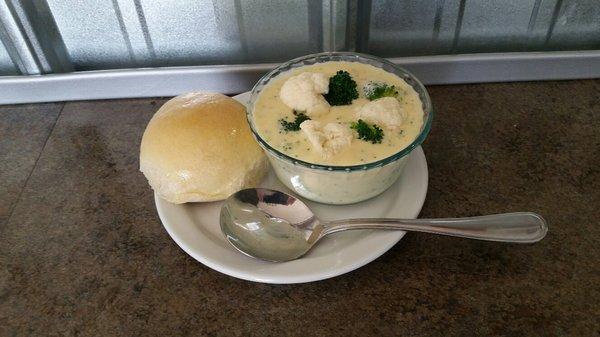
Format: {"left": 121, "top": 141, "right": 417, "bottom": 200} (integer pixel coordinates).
{"left": 247, "top": 52, "right": 433, "bottom": 204}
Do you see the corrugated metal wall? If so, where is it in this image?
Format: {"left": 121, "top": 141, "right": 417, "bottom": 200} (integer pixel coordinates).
{"left": 0, "top": 42, "right": 16, "bottom": 74}
{"left": 364, "top": 0, "right": 600, "bottom": 56}
{"left": 0, "top": 0, "right": 598, "bottom": 76}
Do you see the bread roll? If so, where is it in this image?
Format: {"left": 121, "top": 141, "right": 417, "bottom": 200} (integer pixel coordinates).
{"left": 140, "top": 92, "right": 268, "bottom": 203}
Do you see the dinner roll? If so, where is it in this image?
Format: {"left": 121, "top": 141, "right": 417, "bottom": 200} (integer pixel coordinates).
{"left": 140, "top": 92, "right": 268, "bottom": 203}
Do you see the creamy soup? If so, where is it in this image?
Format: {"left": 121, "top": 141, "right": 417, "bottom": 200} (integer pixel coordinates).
{"left": 253, "top": 61, "right": 424, "bottom": 166}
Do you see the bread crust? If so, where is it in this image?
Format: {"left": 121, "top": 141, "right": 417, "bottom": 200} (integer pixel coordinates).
{"left": 140, "top": 92, "right": 268, "bottom": 203}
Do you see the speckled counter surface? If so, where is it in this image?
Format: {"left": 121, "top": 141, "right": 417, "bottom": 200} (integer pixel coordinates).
{"left": 0, "top": 80, "right": 598, "bottom": 336}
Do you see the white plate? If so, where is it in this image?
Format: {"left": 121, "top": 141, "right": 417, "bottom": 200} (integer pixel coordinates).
{"left": 154, "top": 92, "right": 429, "bottom": 284}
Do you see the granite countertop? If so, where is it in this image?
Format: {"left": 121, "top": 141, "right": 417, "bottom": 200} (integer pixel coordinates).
{"left": 1, "top": 80, "right": 598, "bottom": 336}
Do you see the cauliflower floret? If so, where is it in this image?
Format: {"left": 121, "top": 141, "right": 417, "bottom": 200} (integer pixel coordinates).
{"left": 280, "top": 72, "right": 330, "bottom": 117}
{"left": 351, "top": 98, "right": 370, "bottom": 113}
{"left": 356, "top": 97, "right": 406, "bottom": 130}
{"left": 300, "top": 120, "right": 352, "bottom": 158}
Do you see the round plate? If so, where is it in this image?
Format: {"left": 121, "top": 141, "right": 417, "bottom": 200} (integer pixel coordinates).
{"left": 154, "top": 92, "right": 429, "bottom": 284}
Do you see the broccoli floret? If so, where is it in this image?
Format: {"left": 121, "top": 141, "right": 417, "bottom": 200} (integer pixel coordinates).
{"left": 350, "top": 119, "right": 384, "bottom": 144}
{"left": 279, "top": 111, "right": 310, "bottom": 131}
{"left": 364, "top": 82, "right": 399, "bottom": 101}
{"left": 324, "top": 70, "right": 358, "bottom": 106}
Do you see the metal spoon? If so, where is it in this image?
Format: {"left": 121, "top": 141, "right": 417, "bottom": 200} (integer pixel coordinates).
{"left": 220, "top": 188, "right": 548, "bottom": 262}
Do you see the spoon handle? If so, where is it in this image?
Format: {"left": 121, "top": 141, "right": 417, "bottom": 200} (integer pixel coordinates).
{"left": 322, "top": 212, "right": 547, "bottom": 243}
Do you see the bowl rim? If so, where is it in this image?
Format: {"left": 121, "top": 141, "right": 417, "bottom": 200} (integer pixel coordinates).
{"left": 246, "top": 51, "right": 433, "bottom": 172}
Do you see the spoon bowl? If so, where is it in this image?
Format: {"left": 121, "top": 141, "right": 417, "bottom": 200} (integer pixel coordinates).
{"left": 220, "top": 188, "right": 322, "bottom": 261}
{"left": 220, "top": 188, "right": 548, "bottom": 262}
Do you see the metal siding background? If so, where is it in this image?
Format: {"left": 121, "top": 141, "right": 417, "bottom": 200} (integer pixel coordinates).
{"left": 367, "top": 0, "right": 461, "bottom": 56}
{"left": 43, "top": 0, "right": 321, "bottom": 71}
{"left": 0, "top": 0, "right": 599, "bottom": 75}
{"left": 366, "top": 0, "right": 600, "bottom": 56}
{"left": 545, "top": 0, "right": 600, "bottom": 50}
{"left": 456, "top": 0, "right": 538, "bottom": 53}
{"left": 0, "top": 42, "right": 17, "bottom": 74}
{"left": 237, "top": 0, "right": 320, "bottom": 62}
{"left": 45, "top": 0, "right": 134, "bottom": 70}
